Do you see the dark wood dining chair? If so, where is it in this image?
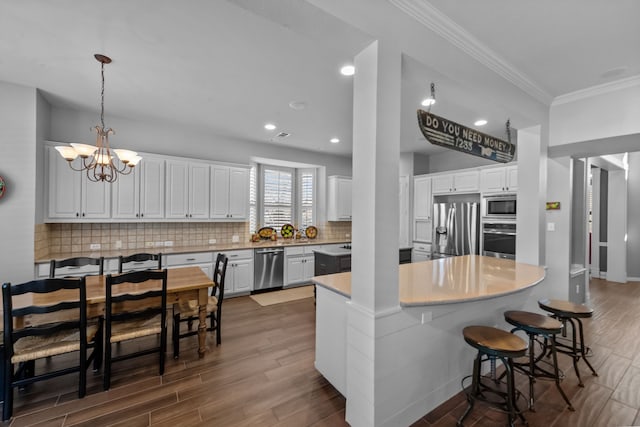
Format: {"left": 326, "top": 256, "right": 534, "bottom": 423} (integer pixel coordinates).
{"left": 49, "top": 256, "right": 104, "bottom": 278}
{"left": 118, "top": 253, "right": 162, "bottom": 273}
{"left": 172, "top": 253, "right": 228, "bottom": 358}
{"left": 2, "top": 277, "right": 103, "bottom": 421}
{"left": 103, "top": 269, "right": 168, "bottom": 390}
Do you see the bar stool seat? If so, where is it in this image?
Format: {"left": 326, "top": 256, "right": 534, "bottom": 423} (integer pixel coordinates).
{"left": 538, "top": 299, "right": 598, "bottom": 387}
{"left": 458, "top": 326, "right": 528, "bottom": 427}
{"left": 505, "top": 310, "right": 574, "bottom": 411}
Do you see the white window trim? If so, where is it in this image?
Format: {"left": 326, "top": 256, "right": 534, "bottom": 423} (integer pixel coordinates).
{"left": 251, "top": 163, "right": 317, "bottom": 233}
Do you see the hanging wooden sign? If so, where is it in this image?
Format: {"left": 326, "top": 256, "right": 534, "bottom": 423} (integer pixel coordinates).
{"left": 417, "top": 110, "right": 515, "bottom": 163}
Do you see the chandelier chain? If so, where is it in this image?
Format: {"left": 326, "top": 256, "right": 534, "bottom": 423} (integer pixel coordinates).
{"left": 100, "top": 60, "right": 105, "bottom": 129}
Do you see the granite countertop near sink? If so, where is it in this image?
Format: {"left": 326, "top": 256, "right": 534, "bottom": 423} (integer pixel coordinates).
{"left": 36, "top": 238, "right": 351, "bottom": 263}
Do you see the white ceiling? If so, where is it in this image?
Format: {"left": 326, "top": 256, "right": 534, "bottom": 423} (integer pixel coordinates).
{"left": 0, "top": 1, "right": 637, "bottom": 158}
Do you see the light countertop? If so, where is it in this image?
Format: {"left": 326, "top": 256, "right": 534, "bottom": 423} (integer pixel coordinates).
{"left": 312, "top": 255, "right": 545, "bottom": 306}
{"left": 36, "top": 238, "right": 350, "bottom": 263}
{"left": 312, "top": 246, "right": 412, "bottom": 257}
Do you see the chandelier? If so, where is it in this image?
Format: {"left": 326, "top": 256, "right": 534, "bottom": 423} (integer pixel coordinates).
{"left": 55, "top": 54, "right": 141, "bottom": 182}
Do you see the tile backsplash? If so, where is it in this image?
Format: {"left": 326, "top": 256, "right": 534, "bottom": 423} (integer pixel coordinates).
{"left": 35, "top": 221, "right": 352, "bottom": 257}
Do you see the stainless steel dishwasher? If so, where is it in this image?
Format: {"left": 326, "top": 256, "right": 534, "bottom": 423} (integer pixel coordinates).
{"left": 253, "top": 248, "right": 284, "bottom": 291}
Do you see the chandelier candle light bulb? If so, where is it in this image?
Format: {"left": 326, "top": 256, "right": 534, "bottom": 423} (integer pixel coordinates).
{"left": 55, "top": 54, "right": 140, "bottom": 182}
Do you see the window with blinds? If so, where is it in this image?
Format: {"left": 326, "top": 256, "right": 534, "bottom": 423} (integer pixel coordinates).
{"left": 262, "top": 168, "right": 293, "bottom": 228}
{"left": 299, "top": 169, "right": 315, "bottom": 230}
{"left": 249, "top": 164, "right": 316, "bottom": 233}
{"left": 249, "top": 165, "right": 257, "bottom": 233}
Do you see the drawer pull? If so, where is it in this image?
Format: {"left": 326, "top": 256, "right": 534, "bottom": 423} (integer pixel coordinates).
{"left": 186, "top": 258, "right": 196, "bottom": 261}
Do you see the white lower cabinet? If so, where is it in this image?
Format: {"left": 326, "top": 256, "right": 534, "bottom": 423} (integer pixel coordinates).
{"left": 285, "top": 246, "right": 319, "bottom": 286}
{"left": 35, "top": 261, "right": 106, "bottom": 278}
{"left": 224, "top": 250, "right": 254, "bottom": 295}
{"left": 165, "top": 251, "right": 213, "bottom": 277}
{"left": 412, "top": 242, "right": 432, "bottom": 262}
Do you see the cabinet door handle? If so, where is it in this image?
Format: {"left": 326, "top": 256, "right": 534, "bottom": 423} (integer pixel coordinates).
{"left": 76, "top": 212, "right": 80, "bottom": 217}
{"left": 82, "top": 212, "right": 85, "bottom": 217}
{"left": 136, "top": 213, "right": 139, "bottom": 218}
{"left": 141, "top": 213, "right": 144, "bottom": 217}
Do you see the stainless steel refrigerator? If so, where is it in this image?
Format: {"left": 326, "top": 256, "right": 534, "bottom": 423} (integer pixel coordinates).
{"left": 432, "top": 201, "right": 480, "bottom": 258}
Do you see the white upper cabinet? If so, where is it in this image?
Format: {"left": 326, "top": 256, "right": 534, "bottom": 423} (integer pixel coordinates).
{"left": 112, "top": 155, "right": 165, "bottom": 220}
{"left": 166, "top": 160, "right": 189, "bottom": 219}
{"left": 189, "top": 162, "right": 210, "bottom": 219}
{"left": 506, "top": 166, "right": 518, "bottom": 192}
{"left": 45, "top": 142, "right": 249, "bottom": 222}
{"left": 327, "top": 176, "right": 352, "bottom": 221}
{"left": 432, "top": 170, "right": 479, "bottom": 194}
{"left": 166, "top": 160, "right": 210, "bottom": 219}
{"left": 480, "top": 165, "right": 517, "bottom": 193}
{"left": 47, "top": 146, "right": 110, "bottom": 220}
{"left": 431, "top": 174, "right": 453, "bottom": 194}
{"left": 139, "top": 156, "right": 166, "bottom": 219}
{"left": 210, "top": 165, "right": 249, "bottom": 220}
{"left": 228, "top": 167, "right": 249, "bottom": 219}
{"left": 413, "top": 176, "right": 432, "bottom": 220}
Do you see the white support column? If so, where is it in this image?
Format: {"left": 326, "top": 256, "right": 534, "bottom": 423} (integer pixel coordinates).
{"left": 516, "top": 125, "right": 546, "bottom": 265}
{"left": 545, "top": 156, "right": 572, "bottom": 300}
{"left": 347, "top": 40, "right": 402, "bottom": 426}
{"left": 607, "top": 170, "right": 627, "bottom": 283}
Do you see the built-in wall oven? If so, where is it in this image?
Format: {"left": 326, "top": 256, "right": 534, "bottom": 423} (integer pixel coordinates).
{"left": 482, "top": 221, "right": 516, "bottom": 260}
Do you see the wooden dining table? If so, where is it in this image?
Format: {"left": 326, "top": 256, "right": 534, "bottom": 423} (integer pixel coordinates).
{"left": 2, "top": 266, "right": 214, "bottom": 358}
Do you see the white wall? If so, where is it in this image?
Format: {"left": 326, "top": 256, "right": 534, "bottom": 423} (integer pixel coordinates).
{"left": 550, "top": 77, "right": 640, "bottom": 145}
{"left": 0, "top": 82, "right": 37, "bottom": 284}
{"left": 427, "top": 149, "right": 495, "bottom": 173}
{"left": 545, "top": 156, "right": 572, "bottom": 300}
{"left": 516, "top": 125, "right": 547, "bottom": 265}
{"left": 49, "top": 106, "right": 353, "bottom": 177}
{"left": 35, "top": 91, "right": 51, "bottom": 225}
{"left": 548, "top": 77, "right": 639, "bottom": 297}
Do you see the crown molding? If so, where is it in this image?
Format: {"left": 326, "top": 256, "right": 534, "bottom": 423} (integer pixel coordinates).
{"left": 551, "top": 74, "right": 640, "bottom": 106}
{"left": 389, "top": 0, "right": 553, "bottom": 105}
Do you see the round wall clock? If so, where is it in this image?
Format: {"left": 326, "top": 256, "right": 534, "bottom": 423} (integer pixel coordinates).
{"left": 0, "top": 175, "right": 5, "bottom": 199}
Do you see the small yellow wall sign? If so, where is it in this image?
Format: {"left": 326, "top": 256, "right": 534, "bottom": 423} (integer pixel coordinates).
{"left": 546, "top": 202, "right": 561, "bottom": 210}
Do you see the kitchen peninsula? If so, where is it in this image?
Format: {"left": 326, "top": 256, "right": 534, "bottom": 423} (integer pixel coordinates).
{"left": 312, "top": 255, "right": 545, "bottom": 424}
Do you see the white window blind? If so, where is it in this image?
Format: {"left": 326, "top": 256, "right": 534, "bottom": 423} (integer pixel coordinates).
{"left": 249, "top": 165, "right": 257, "bottom": 233}
{"left": 299, "top": 170, "right": 314, "bottom": 230}
{"left": 262, "top": 168, "right": 293, "bottom": 228}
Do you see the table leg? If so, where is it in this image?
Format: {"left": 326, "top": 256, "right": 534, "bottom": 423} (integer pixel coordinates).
{"left": 197, "top": 288, "right": 208, "bottom": 358}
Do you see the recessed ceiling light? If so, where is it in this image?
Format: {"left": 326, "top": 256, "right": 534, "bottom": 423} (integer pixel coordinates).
{"left": 421, "top": 97, "right": 436, "bottom": 106}
{"left": 474, "top": 119, "right": 487, "bottom": 126}
{"left": 330, "top": 138, "right": 340, "bottom": 144}
{"left": 289, "top": 101, "right": 307, "bottom": 110}
{"left": 264, "top": 123, "right": 276, "bottom": 130}
{"left": 340, "top": 65, "right": 355, "bottom": 76}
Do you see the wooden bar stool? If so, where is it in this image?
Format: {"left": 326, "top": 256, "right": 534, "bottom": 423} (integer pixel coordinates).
{"left": 458, "top": 325, "right": 528, "bottom": 427}
{"left": 538, "top": 299, "right": 598, "bottom": 387}
{"left": 504, "top": 310, "right": 574, "bottom": 411}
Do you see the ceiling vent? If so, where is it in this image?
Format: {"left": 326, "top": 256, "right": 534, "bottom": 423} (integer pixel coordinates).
{"left": 276, "top": 132, "right": 290, "bottom": 138}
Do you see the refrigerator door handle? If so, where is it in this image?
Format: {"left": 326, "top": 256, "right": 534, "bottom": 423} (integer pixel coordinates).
{"left": 436, "top": 226, "right": 447, "bottom": 234}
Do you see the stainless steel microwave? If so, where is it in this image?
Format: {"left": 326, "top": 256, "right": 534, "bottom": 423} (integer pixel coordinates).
{"left": 483, "top": 195, "right": 517, "bottom": 219}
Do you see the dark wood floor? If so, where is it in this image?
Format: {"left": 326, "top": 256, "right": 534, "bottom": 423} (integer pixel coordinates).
{"left": 3, "top": 278, "right": 639, "bottom": 426}
{"left": 413, "top": 278, "right": 640, "bottom": 427}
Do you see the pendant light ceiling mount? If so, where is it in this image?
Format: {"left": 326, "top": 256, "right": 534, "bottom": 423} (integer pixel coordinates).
{"left": 55, "top": 53, "right": 140, "bottom": 183}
